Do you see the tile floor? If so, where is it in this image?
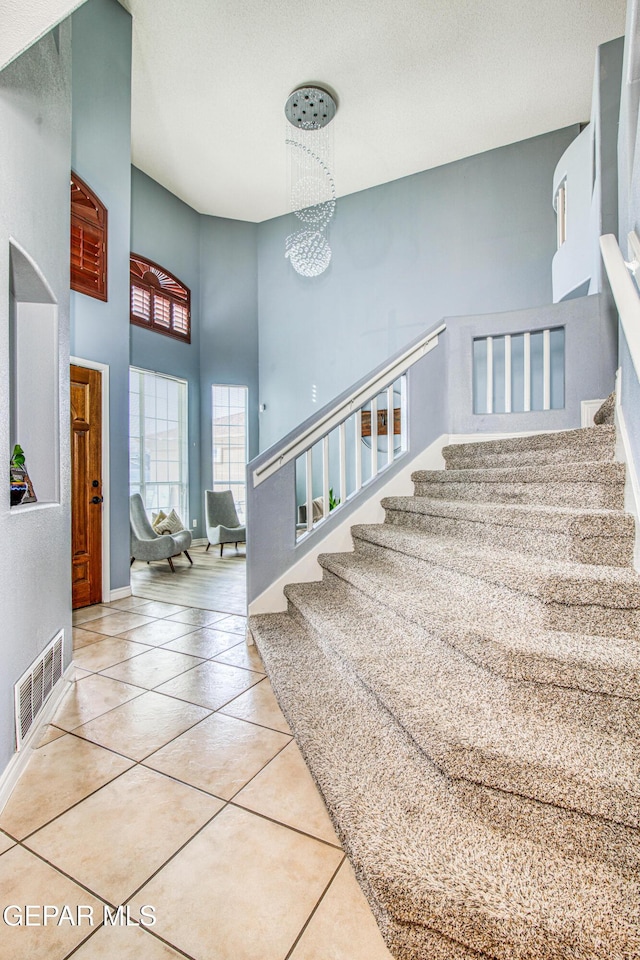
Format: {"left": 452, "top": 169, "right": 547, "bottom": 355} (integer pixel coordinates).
{"left": 0, "top": 597, "right": 392, "bottom": 960}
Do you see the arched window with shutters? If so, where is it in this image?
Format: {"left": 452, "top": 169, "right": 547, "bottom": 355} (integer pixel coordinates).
{"left": 70, "top": 172, "right": 108, "bottom": 301}
{"left": 130, "top": 254, "right": 191, "bottom": 343}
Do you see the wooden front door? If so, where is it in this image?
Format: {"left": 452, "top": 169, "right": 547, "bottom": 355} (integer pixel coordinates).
{"left": 71, "top": 364, "right": 103, "bottom": 608}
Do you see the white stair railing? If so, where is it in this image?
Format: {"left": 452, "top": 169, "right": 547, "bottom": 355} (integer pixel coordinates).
{"left": 473, "top": 326, "right": 565, "bottom": 414}
{"left": 252, "top": 323, "right": 444, "bottom": 540}
{"left": 600, "top": 232, "right": 640, "bottom": 381}
{"left": 296, "top": 376, "right": 406, "bottom": 537}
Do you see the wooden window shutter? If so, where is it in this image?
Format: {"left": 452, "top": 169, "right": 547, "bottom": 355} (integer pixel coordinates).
{"left": 130, "top": 254, "right": 191, "bottom": 342}
{"left": 70, "top": 172, "right": 108, "bottom": 301}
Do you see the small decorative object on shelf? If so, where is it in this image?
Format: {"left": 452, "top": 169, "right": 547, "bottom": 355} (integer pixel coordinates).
{"left": 10, "top": 481, "right": 28, "bottom": 507}
{"left": 10, "top": 444, "right": 37, "bottom": 505}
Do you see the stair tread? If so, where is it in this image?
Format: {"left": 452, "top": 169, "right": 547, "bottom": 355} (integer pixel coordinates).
{"left": 412, "top": 460, "right": 625, "bottom": 484}
{"left": 284, "top": 577, "right": 640, "bottom": 827}
{"left": 349, "top": 522, "right": 640, "bottom": 607}
{"left": 318, "top": 547, "right": 640, "bottom": 699}
{"left": 250, "top": 611, "right": 640, "bottom": 960}
{"left": 381, "top": 495, "right": 634, "bottom": 534}
{"left": 442, "top": 425, "right": 615, "bottom": 459}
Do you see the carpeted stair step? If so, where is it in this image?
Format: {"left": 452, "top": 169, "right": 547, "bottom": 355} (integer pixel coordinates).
{"left": 412, "top": 460, "right": 625, "bottom": 509}
{"left": 317, "top": 547, "right": 640, "bottom": 700}
{"left": 249, "top": 611, "right": 640, "bottom": 960}
{"left": 348, "top": 523, "right": 640, "bottom": 639}
{"left": 442, "top": 425, "right": 616, "bottom": 471}
{"left": 283, "top": 577, "right": 640, "bottom": 828}
{"left": 381, "top": 496, "right": 635, "bottom": 567}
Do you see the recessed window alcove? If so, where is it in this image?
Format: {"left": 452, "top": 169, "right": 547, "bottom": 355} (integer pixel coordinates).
{"left": 9, "top": 240, "right": 60, "bottom": 508}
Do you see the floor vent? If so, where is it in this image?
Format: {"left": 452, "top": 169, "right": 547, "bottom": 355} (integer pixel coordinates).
{"left": 14, "top": 630, "right": 64, "bottom": 749}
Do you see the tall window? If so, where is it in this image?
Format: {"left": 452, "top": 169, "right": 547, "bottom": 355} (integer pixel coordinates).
{"left": 130, "top": 368, "right": 189, "bottom": 521}
{"left": 212, "top": 385, "right": 248, "bottom": 522}
{"left": 555, "top": 179, "right": 567, "bottom": 249}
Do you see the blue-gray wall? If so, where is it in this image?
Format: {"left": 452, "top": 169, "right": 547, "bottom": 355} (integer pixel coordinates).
{"left": 0, "top": 23, "right": 72, "bottom": 772}
{"left": 129, "top": 172, "right": 259, "bottom": 533}
{"left": 257, "top": 126, "right": 580, "bottom": 450}
{"left": 70, "top": 0, "right": 132, "bottom": 591}
{"left": 130, "top": 167, "right": 202, "bottom": 530}
{"left": 199, "top": 216, "right": 259, "bottom": 504}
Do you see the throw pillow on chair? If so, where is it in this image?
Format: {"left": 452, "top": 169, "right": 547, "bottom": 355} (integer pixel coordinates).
{"left": 155, "top": 509, "right": 185, "bottom": 535}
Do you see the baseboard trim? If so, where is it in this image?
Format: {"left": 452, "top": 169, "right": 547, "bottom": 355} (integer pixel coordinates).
{"left": 0, "top": 663, "right": 75, "bottom": 816}
{"left": 109, "top": 585, "right": 132, "bottom": 602}
{"left": 581, "top": 399, "right": 607, "bottom": 428}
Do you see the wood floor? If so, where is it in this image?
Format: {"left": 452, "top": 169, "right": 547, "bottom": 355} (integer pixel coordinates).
{"left": 131, "top": 543, "right": 246, "bottom": 615}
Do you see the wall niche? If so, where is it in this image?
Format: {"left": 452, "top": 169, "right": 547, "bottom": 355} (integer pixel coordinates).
{"left": 9, "top": 240, "right": 60, "bottom": 507}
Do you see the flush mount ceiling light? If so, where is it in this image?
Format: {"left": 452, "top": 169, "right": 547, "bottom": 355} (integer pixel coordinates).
{"left": 284, "top": 85, "right": 337, "bottom": 278}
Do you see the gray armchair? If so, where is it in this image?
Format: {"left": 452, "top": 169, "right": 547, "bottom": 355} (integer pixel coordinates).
{"left": 205, "top": 490, "right": 245, "bottom": 556}
{"left": 130, "top": 494, "right": 192, "bottom": 572}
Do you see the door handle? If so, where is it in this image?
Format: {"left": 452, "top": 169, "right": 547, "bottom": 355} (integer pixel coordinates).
{"left": 91, "top": 496, "right": 103, "bottom": 504}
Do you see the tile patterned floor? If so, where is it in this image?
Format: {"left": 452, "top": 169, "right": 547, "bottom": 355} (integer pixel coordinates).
{"left": 0, "top": 598, "right": 393, "bottom": 960}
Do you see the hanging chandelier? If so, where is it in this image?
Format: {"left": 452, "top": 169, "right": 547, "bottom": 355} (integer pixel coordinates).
{"left": 284, "top": 84, "right": 337, "bottom": 278}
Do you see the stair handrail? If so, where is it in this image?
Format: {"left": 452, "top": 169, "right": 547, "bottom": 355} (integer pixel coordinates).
{"left": 600, "top": 232, "right": 640, "bottom": 381}
{"left": 252, "top": 321, "right": 446, "bottom": 487}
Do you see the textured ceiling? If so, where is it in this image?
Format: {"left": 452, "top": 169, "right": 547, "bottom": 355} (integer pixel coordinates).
{"left": 120, "top": 0, "right": 626, "bottom": 222}
{"left": 0, "top": 0, "right": 86, "bottom": 71}
{"left": 3, "top": 1, "right": 628, "bottom": 222}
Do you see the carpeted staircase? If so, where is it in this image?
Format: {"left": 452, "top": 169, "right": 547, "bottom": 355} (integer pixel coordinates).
{"left": 249, "top": 416, "right": 640, "bottom": 959}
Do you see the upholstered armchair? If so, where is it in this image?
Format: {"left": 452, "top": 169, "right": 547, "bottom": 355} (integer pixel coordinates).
{"left": 130, "top": 493, "right": 192, "bottom": 572}
{"left": 205, "top": 490, "right": 246, "bottom": 556}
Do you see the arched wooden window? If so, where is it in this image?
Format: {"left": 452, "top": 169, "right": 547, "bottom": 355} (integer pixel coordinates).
{"left": 130, "top": 254, "right": 191, "bottom": 343}
{"left": 70, "top": 172, "right": 108, "bottom": 301}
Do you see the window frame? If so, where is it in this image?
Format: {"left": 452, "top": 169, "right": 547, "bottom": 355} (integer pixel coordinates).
{"left": 129, "top": 366, "right": 190, "bottom": 523}
{"left": 554, "top": 179, "right": 567, "bottom": 249}
{"left": 211, "top": 384, "right": 249, "bottom": 523}
{"left": 130, "top": 253, "right": 191, "bottom": 343}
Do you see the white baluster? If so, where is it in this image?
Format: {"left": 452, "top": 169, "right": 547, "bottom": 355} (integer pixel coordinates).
{"left": 339, "top": 421, "right": 347, "bottom": 505}
{"left": 523, "top": 332, "right": 531, "bottom": 412}
{"left": 305, "top": 448, "right": 313, "bottom": 533}
{"left": 370, "top": 396, "right": 378, "bottom": 480}
{"left": 486, "top": 336, "right": 493, "bottom": 414}
{"left": 386, "top": 384, "right": 394, "bottom": 466}
{"left": 322, "top": 434, "right": 329, "bottom": 520}
{"left": 355, "top": 409, "right": 362, "bottom": 492}
{"left": 504, "top": 334, "right": 512, "bottom": 413}
{"left": 400, "top": 375, "right": 408, "bottom": 454}
{"left": 543, "top": 328, "right": 551, "bottom": 410}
